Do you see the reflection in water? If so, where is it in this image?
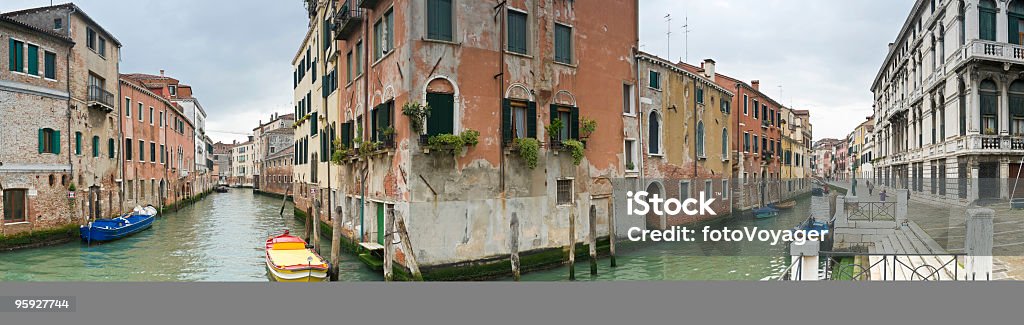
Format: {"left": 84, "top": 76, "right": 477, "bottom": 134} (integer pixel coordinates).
{"left": 0, "top": 190, "right": 381, "bottom": 282}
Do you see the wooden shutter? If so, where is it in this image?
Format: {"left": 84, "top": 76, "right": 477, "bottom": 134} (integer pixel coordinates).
{"left": 92, "top": 136, "right": 99, "bottom": 157}
{"left": 549, "top": 104, "right": 558, "bottom": 139}
{"left": 427, "top": 0, "right": 453, "bottom": 41}
{"left": 38, "top": 129, "right": 45, "bottom": 153}
{"left": 27, "top": 44, "right": 38, "bottom": 75}
{"left": 52, "top": 130, "right": 60, "bottom": 154}
{"left": 44, "top": 52, "right": 56, "bottom": 79}
{"left": 75, "top": 132, "right": 82, "bottom": 155}
{"left": 1011, "top": 16, "right": 1021, "bottom": 45}
{"left": 8, "top": 39, "right": 17, "bottom": 71}
{"left": 526, "top": 101, "right": 537, "bottom": 139}
{"left": 426, "top": 93, "right": 454, "bottom": 136}
{"left": 507, "top": 11, "right": 527, "bottom": 54}
{"left": 569, "top": 107, "right": 579, "bottom": 140}
{"left": 502, "top": 99, "right": 512, "bottom": 144}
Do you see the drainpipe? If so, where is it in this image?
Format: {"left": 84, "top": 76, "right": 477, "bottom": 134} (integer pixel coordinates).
{"left": 65, "top": 35, "right": 74, "bottom": 223}
{"left": 115, "top": 46, "right": 123, "bottom": 214}
{"left": 497, "top": 0, "right": 507, "bottom": 192}
{"left": 360, "top": 3, "right": 371, "bottom": 243}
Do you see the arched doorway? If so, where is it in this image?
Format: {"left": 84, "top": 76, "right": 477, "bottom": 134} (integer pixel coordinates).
{"left": 644, "top": 182, "right": 665, "bottom": 230}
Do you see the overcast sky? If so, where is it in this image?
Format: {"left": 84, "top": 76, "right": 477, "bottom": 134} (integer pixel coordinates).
{"left": 2, "top": 0, "right": 914, "bottom": 141}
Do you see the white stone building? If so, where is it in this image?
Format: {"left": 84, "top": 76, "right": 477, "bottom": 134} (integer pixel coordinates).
{"left": 872, "top": 0, "right": 1024, "bottom": 204}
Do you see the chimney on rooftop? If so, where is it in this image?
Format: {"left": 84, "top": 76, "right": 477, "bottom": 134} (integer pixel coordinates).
{"left": 751, "top": 80, "right": 760, "bottom": 91}
{"left": 160, "top": 69, "right": 165, "bottom": 77}
{"left": 703, "top": 59, "right": 716, "bottom": 82}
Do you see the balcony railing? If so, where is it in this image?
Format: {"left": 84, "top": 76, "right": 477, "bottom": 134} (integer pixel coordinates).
{"left": 357, "top": 0, "right": 380, "bottom": 9}
{"left": 961, "top": 40, "right": 1024, "bottom": 66}
{"left": 87, "top": 85, "right": 115, "bottom": 112}
{"left": 333, "top": 3, "right": 364, "bottom": 40}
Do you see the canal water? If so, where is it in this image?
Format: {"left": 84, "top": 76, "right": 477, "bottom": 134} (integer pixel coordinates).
{"left": 520, "top": 197, "right": 814, "bottom": 281}
{"left": 1, "top": 189, "right": 813, "bottom": 281}
{"left": 0, "top": 189, "right": 381, "bottom": 282}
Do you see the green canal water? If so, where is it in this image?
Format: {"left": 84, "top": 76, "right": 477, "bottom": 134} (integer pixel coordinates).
{"left": 0, "top": 189, "right": 381, "bottom": 282}
{"left": 1, "top": 189, "right": 813, "bottom": 282}
{"left": 520, "top": 197, "right": 814, "bottom": 281}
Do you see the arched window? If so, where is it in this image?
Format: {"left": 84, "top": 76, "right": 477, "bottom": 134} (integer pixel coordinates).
{"left": 721, "top": 128, "right": 729, "bottom": 158}
{"left": 1011, "top": 0, "right": 1024, "bottom": 45}
{"left": 1010, "top": 80, "right": 1024, "bottom": 135}
{"left": 959, "top": 80, "right": 967, "bottom": 135}
{"left": 426, "top": 78, "right": 457, "bottom": 137}
{"left": 959, "top": 1, "right": 967, "bottom": 45}
{"left": 980, "top": 79, "right": 999, "bottom": 134}
{"left": 979, "top": 0, "right": 997, "bottom": 41}
{"left": 648, "top": 111, "right": 661, "bottom": 154}
{"left": 696, "top": 121, "right": 705, "bottom": 158}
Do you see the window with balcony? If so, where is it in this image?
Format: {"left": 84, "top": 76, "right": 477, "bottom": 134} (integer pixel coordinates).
{"left": 502, "top": 99, "right": 535, "bottom": 142}
{"left": 1010, "top": 1, "right": 1024, "bottom": 45}
{"left": 981, "top": 79, "right": 999, "bottom": 135}
{"left": 551, "top": 105, "right": 577, "bottom": 145}
{"left": 979, "top": 0, "right": 997, "bottom": 41}
{"left": 1011, "top": 80, "right": 1024, "bottom": 135}
{"left": 428, "top": 91, "right": 457, "bottom": 136}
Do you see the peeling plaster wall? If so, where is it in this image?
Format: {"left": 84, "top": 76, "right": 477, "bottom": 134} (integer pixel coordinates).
{"left": 299, "top": 0, "right": 637, "bottom": 267}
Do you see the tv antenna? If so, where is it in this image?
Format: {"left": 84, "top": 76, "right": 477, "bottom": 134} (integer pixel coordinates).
{"left": 681, "top": 15, "right": 692, "bottom": 63}
{"left": 664, "top": 14, "right": 672, "bottom": 59}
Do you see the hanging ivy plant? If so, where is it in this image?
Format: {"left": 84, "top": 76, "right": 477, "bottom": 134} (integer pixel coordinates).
{"left": 561, "top": 139, "right": 585, "bottom": 166}
{"left": 426, "top": 129, "right": 480, "bottom": 154}
{"left": 402, "top": 102, "right": 431, "bottom": 134}
{"left": 514, "top": 138, "right": 541, "bottom": 169}
{"left": 460, "top": 129, "right": 480, "bottom": 146}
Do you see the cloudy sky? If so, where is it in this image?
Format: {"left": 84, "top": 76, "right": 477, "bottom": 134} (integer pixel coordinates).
{"left": 2, "top": 0, "right": 914, "bottom": 141}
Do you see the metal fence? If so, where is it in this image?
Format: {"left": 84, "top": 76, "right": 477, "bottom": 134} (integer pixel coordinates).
{"left": 845, "top": 201, "right": 896, "bottom": 222}
{"left": 780, "top": 252, "right": 967, "bottom": 281}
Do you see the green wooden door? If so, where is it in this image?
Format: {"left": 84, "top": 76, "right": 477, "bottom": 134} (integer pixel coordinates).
{"left": 376, "top": 203, "right": 385, "bottom": 245}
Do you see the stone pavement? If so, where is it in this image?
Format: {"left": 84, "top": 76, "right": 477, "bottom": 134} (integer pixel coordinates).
{"left": 828, "top": 181, "right": 1015, "bottom": 280}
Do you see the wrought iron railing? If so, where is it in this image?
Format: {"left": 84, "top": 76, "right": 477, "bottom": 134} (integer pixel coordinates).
{"left": 820, "top": 252, "right": 965, "bottom": 281}
{"left": 87, "top": 85, "right": 115, "bottom": 109}
{"left": 846, "top": 201, "right": 896, "bottom": 222}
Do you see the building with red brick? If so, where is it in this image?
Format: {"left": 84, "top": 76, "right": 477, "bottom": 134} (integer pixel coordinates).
{"left": 680, "top": 63, "right": 788, "bottom": 210}
{"left": 295, "top": 0, "right": 638, "bottom": 276}
{"left": 1, "top": 15, "right": 75, "bottom": 237}
{"left": 119, "top": 74, "right": 196, "bottom": 211}
{"left": 4, "top": 3, "right": 123, "bottom": 234}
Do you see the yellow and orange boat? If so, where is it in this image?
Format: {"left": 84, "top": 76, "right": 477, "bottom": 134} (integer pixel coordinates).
{"left": 265, "top": 230, "right": 329, "bottom": 282}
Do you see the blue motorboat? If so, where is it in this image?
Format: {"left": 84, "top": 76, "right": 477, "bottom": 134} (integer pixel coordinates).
{"left": 80, "top": 206, "right": 157, "bottom": 243}
{"left": 753, "top": 206, "right": 779, "bottom": 219}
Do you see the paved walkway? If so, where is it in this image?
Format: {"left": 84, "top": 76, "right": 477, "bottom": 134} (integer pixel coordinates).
{"left": 827, "top": 181, "right": 1013, "bottom": 280}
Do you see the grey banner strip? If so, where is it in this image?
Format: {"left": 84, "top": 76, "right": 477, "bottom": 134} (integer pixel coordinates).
{"left": 0, "top": 296, "right": 75, "bottom": 312}
{"left": 0, "top": 282, "right": 1021, "bottom": 324}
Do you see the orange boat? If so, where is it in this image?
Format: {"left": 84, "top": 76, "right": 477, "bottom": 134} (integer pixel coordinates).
{"left": 265, "top": 230, "right": 329, "bottom": 282}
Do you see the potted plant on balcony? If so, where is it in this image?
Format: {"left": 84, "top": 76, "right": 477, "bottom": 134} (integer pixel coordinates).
{"left": 425, "top": 129, "right": 480, "bottom": 155}
{"left": 402, "top": 102, "right": 431, "bottom": 145}
{"left": 985, "top": 127, "right": 997, "bottom": 135}
{"left": 561, "top": 139, "right": 586, "bottom": 166}
{"left": 379, "top": 126, "right": 396, "bottom": 149}
{"left": 579, "top": 117, "right": 597, "bottom": 147}
{"left": 545, "top": 118, "right": 565, "bottom": 151}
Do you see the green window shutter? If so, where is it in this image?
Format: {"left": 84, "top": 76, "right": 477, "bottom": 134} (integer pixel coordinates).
{"left": 1011, "top": 16, "right": 1021, "bottom": 45}
{"left": 92, "top": 136, "right": 99, "bottom": 157}
{"left": 51, "top": 130, "right": 60, "bottom": 154}
{"left": 44, "top": 52, "right": 56, "bottom": 79}
{"left": 38, "top": 129, "right": 45, "bottom": 153}
{"left": 341, "top": 122, "right": 352, "bottom": 147}
{"left": 386, "top": 101, "right": 394, "bottom": 129}
{"left": 426, "top": 93, "right": 454, "bottom": 136}
{"left": 569, "top": 107, "right": 579, "bottom": 140}
{"left": 8, "top": 39, "right": 17, "bottom": 71}
{"left": 502, "top": 99, "right": 512, "bottom": 144}
{"left": 508, "top": 11, "right": 528, "bottom": 54}
{"left": 75, "top": 132, "right": 82, "bottom": 155}
{"left": 555, "top": 24, "right": 572, "bottom": 64}
{"left": 26, "top": 44, "right": 38, "bottom": 75}
{"left": 526, "top": 101, "right": 537, "bottom": 139}
{"left": 371, "top": 106, "right": 380, "bottom": 141}
{"left": 427, "top": 0, "right": 453, "bottom": 41}
{"left": 981, "top": 9, "right": 997, "bottom": 41}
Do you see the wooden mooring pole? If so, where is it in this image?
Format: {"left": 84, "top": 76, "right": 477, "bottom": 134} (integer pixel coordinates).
{"left": 384, "top": 207, "right": 395, "bottom": 281}
{"left": 589, "top": 205, "right": 597, "bottom": 276}
{"left": 568, "top": 206, "right": 576, "bottom": 281}
{"left": 607, "top": 198, "right": 617, "bottom": 267}
{"left": 394, "top": 212, "right": 422, "bottom": 281}
{"left": 279, "top": 188, "right": 291, "bottom": 216}
{"left": 329, "top": 203, "right": 343, "bottom": 281}
{"left": 510, "top": 212, "right": 521, "bottom": 281}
